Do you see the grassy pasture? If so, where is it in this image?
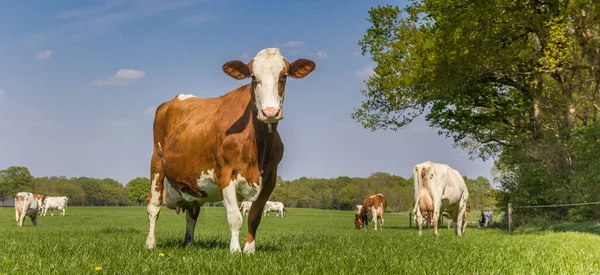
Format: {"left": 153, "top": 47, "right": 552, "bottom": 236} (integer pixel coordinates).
{"left": 1, "top": 206, "right": 599, "bottom": 274}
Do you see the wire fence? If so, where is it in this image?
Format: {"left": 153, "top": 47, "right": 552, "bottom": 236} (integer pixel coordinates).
{"left": 507, "top": 201, "right": 600, "bottom": 234}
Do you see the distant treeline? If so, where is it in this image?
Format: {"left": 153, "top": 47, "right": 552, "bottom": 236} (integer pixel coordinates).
{"left": 270, "top": 172, "right": 498, "bottom": 212}
{"left": 0, "top": 166, "right": 497, "bottom": 211}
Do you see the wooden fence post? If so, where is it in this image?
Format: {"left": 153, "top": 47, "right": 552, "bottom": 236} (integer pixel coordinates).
{"left": 508, "top": 203, "right": 513, "bottom": 235}
{"left": 409, "top": 212, "right": 412, "bottom": 228}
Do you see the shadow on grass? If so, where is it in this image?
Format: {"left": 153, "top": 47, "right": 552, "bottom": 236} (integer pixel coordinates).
{"left": 158, "top": 238, "right": 283, "bottom": 252}
{"left": 515, "top": 221, "right": 600, "bottom": 235}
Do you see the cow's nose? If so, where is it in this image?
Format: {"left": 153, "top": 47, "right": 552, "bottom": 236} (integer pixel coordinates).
{"left": 261, "top": 107, "right": 280, "bottom": 119}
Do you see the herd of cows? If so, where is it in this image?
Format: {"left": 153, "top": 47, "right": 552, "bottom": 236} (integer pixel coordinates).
{"left": 10, "top": 48, "right": 472, "bottom": 254}
{"left": 14, "top": 192, "right": 68, "bottom": 226}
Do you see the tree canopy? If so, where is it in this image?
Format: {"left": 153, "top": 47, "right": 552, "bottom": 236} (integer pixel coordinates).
{"left": 354, "top": 1, "right": 600, "bottom": 221}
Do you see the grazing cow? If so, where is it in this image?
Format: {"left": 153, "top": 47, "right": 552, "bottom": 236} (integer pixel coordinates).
{"left": 412, "top": 161, "right": 470, "bottom": 237}
{"left": 42, "top": 196, "right": 69, "bottom": 216}
{"left": 14, "top": 192, "right": 44, "bottom": 227}
{"left": 145, "top": 48, "right": 315, "bottom": 254}
{"left": 240, "top": 201, "right": 252, "bottom": 216}
{"left": 263, "top": 201, "right": 286, "bottom": 217}
{"left": 356, "top": 194, "right": 387, "bottom": 230}
{"left": 354, "top": 204, "right": 363, "bottom": 229}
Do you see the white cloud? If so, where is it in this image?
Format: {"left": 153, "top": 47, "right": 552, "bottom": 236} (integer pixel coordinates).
{"left": 355, "top": 66, "right": 375, "bottom": 79}
{"left": 114, "top": 69, "right": 145, "bottom": 80}
{"left": 279, "top": 41, "right": 306, "bottom": 48}
{"left": 307, "top": 50, "right": 328, "bottom": 59}
{"left": 92, "top": 69, "right": 145, "bottom": 87}
{"left": 36, "top": 50, "right": 54, "bottom": 60}
{"left": 144, "top": 107, "right": 155, "bottom": 116}
{"left": 240, "top": 53, "right": 250, "bottom": 61}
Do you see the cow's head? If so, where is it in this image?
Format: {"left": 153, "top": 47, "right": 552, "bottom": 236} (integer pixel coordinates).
{"left": 222, "top": 48, "right": 316, "bottom": 123}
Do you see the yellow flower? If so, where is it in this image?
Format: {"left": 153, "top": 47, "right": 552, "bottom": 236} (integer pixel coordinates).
{"left": 94, "top": 266, "right": 102, "bottom": 271}
{"left": 158, "top": 253, "right": 165, "bottom": 257}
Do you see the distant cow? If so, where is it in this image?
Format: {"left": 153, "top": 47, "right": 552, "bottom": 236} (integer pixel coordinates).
{"left": 14, "top": 192, "right": 44, "bottom": 227}
{"left": 263, "top": 201, "right": 286, "bottom": 217}
{"left": 356, "top": 194, "right": 387, "bottom": 230}
{"left": 42, "top": 196, "right": 69, "bottom": 216}
{"left": 240, "top": 201, "right": 252, "bottom": 216}
{"left": 412, "top": 161, "right": 470, "bottom": 237}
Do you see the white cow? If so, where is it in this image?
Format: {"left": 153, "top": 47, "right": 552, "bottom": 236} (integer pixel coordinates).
{"left": 412, "top": 161, "right": 469, "bottom": 237}
{"left": 42, "top": 196, "right": 69, "bottom": 216}
{"left": 239, "top": 201, "right": 252, "bottom": 216}
{"left": 14, "top": 192, "right": 45, "bottom": 227}
{"left": 263, "top": 201, "right": 286, "bottom": 217}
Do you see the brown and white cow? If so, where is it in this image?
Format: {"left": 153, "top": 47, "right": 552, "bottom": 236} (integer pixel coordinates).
{"left": 356, "top": 194, "right": 387, "bottom": 230}
{"left": 412, "top": 161, "right": 470, "bottom": 237}
{"left": 14, "top": 192, "right": 44, "bottom": 227}
{"left": 353, "top": 204, "right": 363, "bottom": 229}
{"left": 145, "top": 48, "right": 315, "bottom": 254}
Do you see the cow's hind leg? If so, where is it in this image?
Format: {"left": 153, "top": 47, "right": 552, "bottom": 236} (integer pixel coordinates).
{"left": 145, "top": 171, "right": 164, "bottom": 249}
{"left": 414, "top": 205, "right": 424, "bottom": 236}
{"left": 457, "top": 198, "right": 468, "bottom": 236}
{"left": 432, "top": 198, "right": 442, "bottom": 237}
{"left": 183, "top": 206, "right": 201, "bottom": 247}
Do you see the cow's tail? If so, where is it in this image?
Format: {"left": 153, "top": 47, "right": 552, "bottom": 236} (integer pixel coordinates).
{"left": 412, "top": 166, "right": 421, "bottom": 219}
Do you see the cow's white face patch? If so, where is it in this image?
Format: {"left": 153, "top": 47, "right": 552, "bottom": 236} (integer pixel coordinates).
{"left": 177, "top": 94, "right": 196, "bottom": 101}
{"left": 251, "top": 48, "right": 286, "bottom": 123}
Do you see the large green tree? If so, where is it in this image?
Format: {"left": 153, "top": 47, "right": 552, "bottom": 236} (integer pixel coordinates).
{"left": 354, "top": 1, "right": 600, "bottom": 221}
{"left": 0, "top": 166, "right": 35, "bottom": 206}
{"left": 126, "top": 177, "right": 150, "bottom": 206}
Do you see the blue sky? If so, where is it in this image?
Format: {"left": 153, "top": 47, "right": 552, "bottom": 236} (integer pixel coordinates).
{"left": 0, "top": 0, "right": 496, "bottom": 185}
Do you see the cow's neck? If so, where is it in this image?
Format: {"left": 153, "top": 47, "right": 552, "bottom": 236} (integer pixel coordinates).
{"left": 250, "top": 101, "right": 277, "bottom": 176}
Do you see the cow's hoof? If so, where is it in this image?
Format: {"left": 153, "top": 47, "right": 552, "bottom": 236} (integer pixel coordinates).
{"left": 243, "top": 241, "right": 256, "bottom": 254}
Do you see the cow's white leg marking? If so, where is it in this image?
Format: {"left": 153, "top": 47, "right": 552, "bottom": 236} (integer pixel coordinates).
{"left": 222, "top": 182, "right": 242, "bottom": 253}
{"left": 145, "top": 172, "right": 162, "bottom": 249}
{"left": 243, "top": 240, "right": 256, "bottom": 254}
{"left": 432, "top": 197, "right": 442, "bottom": 237}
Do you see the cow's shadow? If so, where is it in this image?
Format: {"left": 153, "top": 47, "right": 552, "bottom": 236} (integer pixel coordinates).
{"left": 159, "top": 238, "right": 282, "bottom": 252}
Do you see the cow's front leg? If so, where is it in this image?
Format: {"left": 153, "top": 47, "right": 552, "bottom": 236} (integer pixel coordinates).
{"left": 220, "top": 170, "right": 243, "bottom": 253}
{"left": 244, "top": 171, "right": 277, "bottom": 254}
{"left": 184, "top": 206, "right": 201, "bottom": 247}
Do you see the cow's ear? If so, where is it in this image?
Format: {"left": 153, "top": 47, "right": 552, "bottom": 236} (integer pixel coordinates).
{"left": 288, "top": 59, "right": 315, "bottom": 78}
{"left": 223, "top": 60, "right": 251, "bottom": 80}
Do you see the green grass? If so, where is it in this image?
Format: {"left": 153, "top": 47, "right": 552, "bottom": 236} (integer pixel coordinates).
{"left": 1, "top": 206, "right": 599, "bottom": 274}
